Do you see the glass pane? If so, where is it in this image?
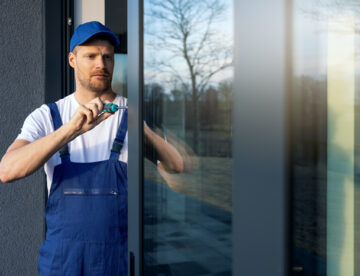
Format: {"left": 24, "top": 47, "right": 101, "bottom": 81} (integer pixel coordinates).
{"left": 112, "top": 54, "right": 128, "bottom": 97}
{"left": 143, "top": 0, "right": 233, "bottom": 274}
{"left": 291, "top": 1, "right": 360, "bottom": 275}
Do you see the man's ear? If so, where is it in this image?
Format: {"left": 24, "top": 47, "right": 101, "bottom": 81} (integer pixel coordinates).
{"left": 69, "top": 52, "right": 76, "bottom": 69}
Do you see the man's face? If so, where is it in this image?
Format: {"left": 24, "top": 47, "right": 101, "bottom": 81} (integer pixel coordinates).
{"left": 69, "top": 40, "right": 114, "bottom": 93}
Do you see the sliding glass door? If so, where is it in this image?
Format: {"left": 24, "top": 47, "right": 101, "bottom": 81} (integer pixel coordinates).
{"left": 127, "top": 0, "right": 291, "bottom": 275}
{"left": 290, "top": 1, "right": 360, "bottom": 275}
{"left": 142, "top": 0, "right": 233, "bottom": 274}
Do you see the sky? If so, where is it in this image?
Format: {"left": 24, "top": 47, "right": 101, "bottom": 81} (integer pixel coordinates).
{"left": 293, "top": 0, "right": 360, "bottom": 77}
{"left": 143, "top": 0, "right": 234, "bottom": 94}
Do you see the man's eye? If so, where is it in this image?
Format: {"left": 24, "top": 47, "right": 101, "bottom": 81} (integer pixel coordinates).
{"left": 87, "top": 55, "right": 95, "bottom": 59}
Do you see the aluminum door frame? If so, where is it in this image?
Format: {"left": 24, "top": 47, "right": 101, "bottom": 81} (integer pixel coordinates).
{"left": 127, "top": 0, "right": 143, "bottom": 275}
{"left": 232, "top": 0, "right": 291, "bottom": 275}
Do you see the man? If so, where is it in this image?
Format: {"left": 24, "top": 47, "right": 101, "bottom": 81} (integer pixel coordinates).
{"left": 0, "top": 21, "right": 183, "bottom": 275}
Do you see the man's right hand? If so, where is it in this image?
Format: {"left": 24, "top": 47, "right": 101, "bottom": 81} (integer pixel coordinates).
{"left": 66, "top": 97, "right": 114, "bottom": 137}
{"left": 0, "top": 97, "right": 114, "bottom": 183}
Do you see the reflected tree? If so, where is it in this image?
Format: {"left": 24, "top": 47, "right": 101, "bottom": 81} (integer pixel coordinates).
{"left": 145, "top": 0, "right": 232, "bottom": 152}
{"left": 300, "top": 0, "right": 360, "bottom": 32}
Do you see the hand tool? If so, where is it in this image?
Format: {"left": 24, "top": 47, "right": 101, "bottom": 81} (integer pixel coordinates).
{"left": 102, "top": 103, "right": 127, "bottom": 113}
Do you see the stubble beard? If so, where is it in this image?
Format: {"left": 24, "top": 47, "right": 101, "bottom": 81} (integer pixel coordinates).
{"left": 78, "top": 71, "right": 112, "bottom": 94}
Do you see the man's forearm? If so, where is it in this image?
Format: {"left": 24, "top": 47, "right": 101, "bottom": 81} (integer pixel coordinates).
{"left": 0, "top": 123, "right": 77, "bottom": 183}
{"left": 0, "top": 97, "right": 113, "bottom": 183}
{"left": 144, "top": 124, "right": 184, "bottom": 173}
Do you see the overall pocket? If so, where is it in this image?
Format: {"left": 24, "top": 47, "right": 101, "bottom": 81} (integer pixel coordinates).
{"left": 62, "top": 188, "right": 122, "bottom": 242}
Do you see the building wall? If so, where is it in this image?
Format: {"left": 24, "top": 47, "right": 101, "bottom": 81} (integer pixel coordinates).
{"left": 74, "top": 0, "right": 105, "bottom": 28}
{"left": 0, "top": 0, "right": 46, "bottom": 274}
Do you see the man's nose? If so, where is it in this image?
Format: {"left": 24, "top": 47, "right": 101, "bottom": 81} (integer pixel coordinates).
{"left": 95, "top": 56, "right": 105, "bottom": 68}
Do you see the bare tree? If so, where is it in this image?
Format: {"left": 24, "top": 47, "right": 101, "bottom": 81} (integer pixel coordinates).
{"left": 145, "top": 0, "right": 232, "bottom": 152}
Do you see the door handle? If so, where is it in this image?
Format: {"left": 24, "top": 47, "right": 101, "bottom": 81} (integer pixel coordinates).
{"left": 130, "top": 251, "right": 135, "bottom": 276}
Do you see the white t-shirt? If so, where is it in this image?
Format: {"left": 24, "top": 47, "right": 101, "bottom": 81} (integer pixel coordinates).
{"left": 16, "top": 93, "right": 128, "bottom": 194}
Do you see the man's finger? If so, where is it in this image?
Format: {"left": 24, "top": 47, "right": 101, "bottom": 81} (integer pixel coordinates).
{"left": 78, "top": 105, "right": 94, "bottom": 124}
{"left": 93, "top": 111, "right": 113, "bottom": 126}
{"left": 102, "top": 99, "right": 111, "bottom": 104}
{"left": 90, "top": 97, "right": 104, "bottom": 112}
{"left": 85, "top": 103, "right": 100, "bottom": 120}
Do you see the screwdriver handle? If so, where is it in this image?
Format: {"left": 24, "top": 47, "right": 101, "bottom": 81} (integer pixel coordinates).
{"left": 103, "top": 103, "right": 118, "bottom": 113}
{"left": 102, "top": 103, "right": 128, "bottom": 113}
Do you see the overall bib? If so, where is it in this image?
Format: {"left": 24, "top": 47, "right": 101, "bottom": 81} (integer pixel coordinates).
{"left": 38, "top": 103, "right": 128, "bottom": 275}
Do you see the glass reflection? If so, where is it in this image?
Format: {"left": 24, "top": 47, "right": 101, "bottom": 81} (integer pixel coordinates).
{"left": 112, "top": 54, "right": 127, "bottom": 97}
{"left": 143, "top": 0, "right": 233, "bottom": 274}
{"left": 291, "top": 0, "right": 360, "bottom": 275}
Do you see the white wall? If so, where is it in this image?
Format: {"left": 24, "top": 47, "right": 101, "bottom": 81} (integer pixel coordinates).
{"left": 74, "top": 0, "right": 105, "bottom": 28}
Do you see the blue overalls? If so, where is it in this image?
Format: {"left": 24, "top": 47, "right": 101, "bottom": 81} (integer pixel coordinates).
{"left": 38, "top": 103, "right": 128, "bottom": 275}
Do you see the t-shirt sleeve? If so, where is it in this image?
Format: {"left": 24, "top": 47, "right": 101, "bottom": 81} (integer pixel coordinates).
{"left": 16, "top": 104, "right": 53, "bottom": 142}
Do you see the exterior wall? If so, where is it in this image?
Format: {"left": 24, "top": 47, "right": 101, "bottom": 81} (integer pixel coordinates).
{"left": 0, "top": 0, "right": 46, "bottom": 274}
{"left": 74, "top": 0, "right": 105, "bottom": 28}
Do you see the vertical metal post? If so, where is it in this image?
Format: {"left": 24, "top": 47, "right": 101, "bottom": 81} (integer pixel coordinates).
{"left": 128, "top": 0, "right": 143, "bottom": 275}
{"left": 232, "top": 0, "right": 290, "bottom": 275}
{"left": 64, "top": 0, "right": 74, "bottom": 95}
{"left": 44, "top": 0, "right": 70, "bottom": 103}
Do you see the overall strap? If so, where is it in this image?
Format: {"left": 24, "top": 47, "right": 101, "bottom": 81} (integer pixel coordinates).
{"left": 110, "top": 109, "right": 128, "bottom": 160}
{"left": 47, "top": 103, "right": 70, "bottom": 163}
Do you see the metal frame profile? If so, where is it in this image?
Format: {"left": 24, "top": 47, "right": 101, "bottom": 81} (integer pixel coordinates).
{"left": 233, "top": 0, "right": 290, "bottom": 275}
{"left": 44, "top": 0, "right": 74, "bottom": 104}
{"left": 64, "top": 0, "right": 74, "bottom": 96}
{"left": 127, "top": 0, "right": 144, "bottom": 275}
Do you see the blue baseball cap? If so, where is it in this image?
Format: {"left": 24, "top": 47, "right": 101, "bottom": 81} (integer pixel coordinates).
{"left": 70, "top": 21, "right": 120, "bottom": 52}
